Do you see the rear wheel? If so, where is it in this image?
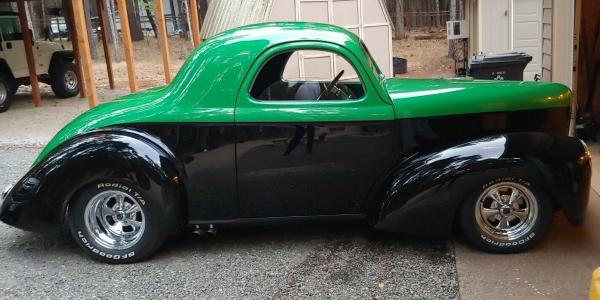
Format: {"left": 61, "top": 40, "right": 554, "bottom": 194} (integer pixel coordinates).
{"left": 459, "top": 176, "right": 554, "bottom": 253}
{"left": 68, "top": 181, "right": 166, "bottom": 263}
{"left": 0, "top": 74, "right": 13, "bottom": 113}
{"left": 51, "top": 62, "right": 79, "bottom": 98}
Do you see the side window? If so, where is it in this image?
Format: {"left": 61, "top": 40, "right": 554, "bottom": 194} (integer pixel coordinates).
{"left": 0, "top": 17, "right": 22, "bottom": 41}
{"left": 251, "top": 49, "right": 365, "bottom": 101}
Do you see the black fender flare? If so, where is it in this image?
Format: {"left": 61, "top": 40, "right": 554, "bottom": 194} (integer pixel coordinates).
{"left": 5, "top": 127, "right": 187, "bottom": 235}
{"left": 49, "top": 50, "right": 75, "bottom": 76}
{"left": 0, "top": 58, "right": 14, "bottom": 79}
{"left": 373, "top": 132, "right": 590, "bottom": 237}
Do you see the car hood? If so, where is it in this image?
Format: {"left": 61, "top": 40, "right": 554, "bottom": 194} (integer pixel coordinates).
{"left": 384, "top": 78, "right": 571, "bottom": 119}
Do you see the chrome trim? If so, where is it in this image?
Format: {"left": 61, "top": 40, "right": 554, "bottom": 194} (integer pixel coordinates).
{"left": 1, "top": 184, "right": 13, "bottom": 200}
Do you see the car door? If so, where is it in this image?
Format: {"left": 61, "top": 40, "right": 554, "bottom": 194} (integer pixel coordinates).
{"left": 0, "top": 17, "right": 28, "bottom": 78}
{"left": 235, "top": 42, "right": 396, "bottom": 218}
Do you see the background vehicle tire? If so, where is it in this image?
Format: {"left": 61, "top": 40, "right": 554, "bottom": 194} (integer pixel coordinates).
{"left": 0, "top": 74, "right": 13, "bottom": 113}
{"left": 459, "top": 175, "right": 554, "bottom": 253}
{"left": 68, "top": 181, "right": 166, "bottom": 263}
{"left": 51, "top": 62, "right": 79, "bottom": 98}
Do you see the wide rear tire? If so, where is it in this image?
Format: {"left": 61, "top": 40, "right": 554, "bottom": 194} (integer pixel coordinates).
{"left": 68, "top": 180, "right": 166, "bottom": 263}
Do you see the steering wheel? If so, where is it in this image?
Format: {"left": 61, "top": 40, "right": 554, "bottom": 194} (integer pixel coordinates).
{"left": 317, "top": 70, "right": 345, "bottom": 101}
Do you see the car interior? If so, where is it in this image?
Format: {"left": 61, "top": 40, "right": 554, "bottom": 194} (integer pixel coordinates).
{"left": 250, "top": 50, "right": 365, "bottom": 101}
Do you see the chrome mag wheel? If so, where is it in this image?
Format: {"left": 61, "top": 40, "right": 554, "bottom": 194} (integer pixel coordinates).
{"left": 84, "top": 190, "right": 145, "bottom": 250}
{"left": 474, "top": 182, "right": 538, "bottom": 241}
{"left": 64, "top": 70, "right": 78, "bottom": 90}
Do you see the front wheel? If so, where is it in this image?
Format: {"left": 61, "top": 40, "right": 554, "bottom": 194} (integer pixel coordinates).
{"left": 51, "top": 62, "right": 79, "bottom": 98}
{"left": 459, "top": 176, "right": 554, "bottom": 253}
{"left": 68, "top": 181, "right": 165, "bottom": 263}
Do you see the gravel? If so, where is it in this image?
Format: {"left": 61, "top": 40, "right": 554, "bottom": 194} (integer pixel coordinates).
{"left": 0, "top": 146, "right": 459, "bottom": 299}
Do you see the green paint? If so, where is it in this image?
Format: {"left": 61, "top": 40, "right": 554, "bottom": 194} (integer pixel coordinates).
{"left": 385, "top": 78, "right": 571, "bottom": 119}
{"left": 34, "top": 22, "right": 572, "bottom": 165}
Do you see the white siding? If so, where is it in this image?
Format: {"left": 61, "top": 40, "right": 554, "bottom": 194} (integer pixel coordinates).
{"left": 541, "top": 0, "right": 552, "bottom": 81}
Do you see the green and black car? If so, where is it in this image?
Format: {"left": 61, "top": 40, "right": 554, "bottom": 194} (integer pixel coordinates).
{"left": 0, "top": 22, "right": 591, "bottom": 263}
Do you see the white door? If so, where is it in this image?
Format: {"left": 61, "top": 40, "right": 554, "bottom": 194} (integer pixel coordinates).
{"left": 478, "top": 0, "right": 510, "bottom": 52}
{"left": 512, "top": 0, "right": 543, "bottom": 81}
{"left": 478, "top": 0, "right": 543, "bottom": 81}
{"left": 0, "top": 16, "right": 28, "bottom": 78}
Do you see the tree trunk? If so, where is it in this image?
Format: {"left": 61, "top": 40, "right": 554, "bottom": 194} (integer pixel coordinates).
{"left": 178, "top": 0, "right": 190, "bottom": 39}
{"left": 395, "top": 0, "right": 405, "bottom": 39}
{"left": 168, "top": 0, "right": 178, "bottom": 33}
{"left": 127, "top": 0, "right": 144, "bottom": 41}
{"left": 142, "top": 0, "right": 158, "bottom": 38}
{"left": 83, "top": 0, "right": 98, "bottom": 59}
{"left": 434, "top": 0, "right": 440, "bottom": 29}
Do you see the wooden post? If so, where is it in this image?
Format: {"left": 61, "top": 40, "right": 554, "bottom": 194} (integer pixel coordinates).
{"left": 16, "top": 0, "right": 41, "bottom": 107}
{"left": 189, "top": 0, "right": 201, "bottom": 47}
{"left": 71, "top": 0, "right": 98, "bottom": 107}
{"left": 97, "top": 0, "right": 115, "bottom": 89}
{"left": 155, "top": 0, "right": 172, "bottom": 83}
{"left": 66, "top": 1, "right": 85, "bottom": 98}
{"left": 116, "top": 0, "right": 138, "bottom": 92}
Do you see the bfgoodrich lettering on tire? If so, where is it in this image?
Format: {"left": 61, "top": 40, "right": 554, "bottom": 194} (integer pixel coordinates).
{"left": 459, "top": 176, "right": 554, "bottom": 253}
{"left": 68, "top": 181, "right": 165, "bottom": 263}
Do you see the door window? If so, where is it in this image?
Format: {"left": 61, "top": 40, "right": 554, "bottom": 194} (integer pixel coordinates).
{"left": 0, "top": 17, "right": 22, "bottom": 41}
{"left": 250, "top": 50, "right": 365, "bottom": 101}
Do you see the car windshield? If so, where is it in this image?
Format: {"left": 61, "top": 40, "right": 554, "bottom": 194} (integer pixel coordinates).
{"left": 359, "top": 41, "right": 383, "bottom": 80}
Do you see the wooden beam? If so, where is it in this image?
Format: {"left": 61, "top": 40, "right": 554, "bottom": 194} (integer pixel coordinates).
{"left": 155, "top": 0, "right": 172, "bottom": 83}
{"left": 116, "top": 0, "right": 138, "bottom": 92}
{"left": 189, "top": 0, "right": 201, "bottom": 47}
{"left": 66, "top": 1, "right": 85, "bottom": 98}
{"left": 97, "top": 0, "right": 115, "bottom": 89}
{"left": 16, "top": 0, "right": 41, "bottom": 107}
{"left": 71, "top": 0, "right": 98, "bottom": 107}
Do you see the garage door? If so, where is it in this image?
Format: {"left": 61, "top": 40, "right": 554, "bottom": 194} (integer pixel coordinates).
{"left": 478, "top": 0, "right": 543, "bottom": 81}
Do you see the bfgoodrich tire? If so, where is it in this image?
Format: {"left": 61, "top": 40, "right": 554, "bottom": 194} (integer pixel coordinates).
{"left": 0, "top": 74, "right": 13, "bottom": 113}
{"left": 51, "top": 62, "right": 79, "bottom": 98}
{"left": 68, "top": 181, "right": 166, "bottom": 263}
{"left": 459, "top": 175, "right": 554, "bottom": 253}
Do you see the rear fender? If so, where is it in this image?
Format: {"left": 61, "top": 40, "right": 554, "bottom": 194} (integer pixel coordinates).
{"left": 373, "top": 132, "right": 590, "bottom": 236}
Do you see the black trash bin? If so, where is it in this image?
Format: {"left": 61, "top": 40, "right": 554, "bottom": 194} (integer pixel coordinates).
{"left": 469, "top": 52, "right": 532, "bottom": 81}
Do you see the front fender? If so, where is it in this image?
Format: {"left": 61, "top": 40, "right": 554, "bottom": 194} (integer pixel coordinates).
{"left": 374, "top": 132, "right": 591, "bottom": 236}
{"left": 49, "top": 50, "right": 75, "bottom": 75}
{"left": 0, "top": 128, "right": 186, "bottom": 234}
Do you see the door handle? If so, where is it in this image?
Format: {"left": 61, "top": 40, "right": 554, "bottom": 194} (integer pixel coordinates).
{"left": 6, "top": 42, "right": 11, "bottom": 49}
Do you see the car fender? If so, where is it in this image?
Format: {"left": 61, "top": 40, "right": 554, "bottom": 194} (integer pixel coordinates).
{"left": 373, "top": 132, "right": 591, "bottom": 237}
{"left": 0, "top": 58, "right": 14, "bottom": 79}
{"left": 2, "top": 127, "right": 187, "bottom": 234}
{"left": 48, "top": 50, "right": 75, "bottom": 76}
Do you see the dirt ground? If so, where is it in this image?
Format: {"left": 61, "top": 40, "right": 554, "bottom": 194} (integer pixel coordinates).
{"left": 392, "top": 33, "right": 455, "bottom": 78}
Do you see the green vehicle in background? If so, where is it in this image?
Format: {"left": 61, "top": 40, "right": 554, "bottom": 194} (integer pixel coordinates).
{"left": 0, "top": 22, "right": 591, "bottom": 263}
